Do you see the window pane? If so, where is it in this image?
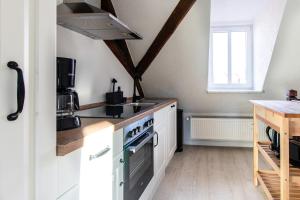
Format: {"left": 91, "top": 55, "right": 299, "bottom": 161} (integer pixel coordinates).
{"left": 212, "top": 32, "right": 228, "bottom": 84}
{"left": 231, "top": 31, "right": 247, "bottom": 84}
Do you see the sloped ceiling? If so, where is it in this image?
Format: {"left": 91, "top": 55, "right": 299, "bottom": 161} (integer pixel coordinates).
{"left": 114, "top": 0, "right": 300, "bottom": 114}
{"left": 211, "top": 0, "right": 270, "bottom": 23}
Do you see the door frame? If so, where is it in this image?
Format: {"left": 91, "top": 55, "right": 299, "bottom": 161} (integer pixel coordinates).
{"left": 29, "top": 0, "right": 57, "bottom": 199}
{"left": 32, "top": 0, "right": 57, "bottom": 199}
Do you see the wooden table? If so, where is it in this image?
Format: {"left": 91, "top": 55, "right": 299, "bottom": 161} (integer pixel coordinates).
{"left": 250, "top": 100, "right": 300, "bottom": 200}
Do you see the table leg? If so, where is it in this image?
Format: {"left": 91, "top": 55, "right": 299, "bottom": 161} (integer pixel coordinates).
{"left": 253, "top": 106, "right": 259, "bottom": 186}
{"left": 280, "top": 118, "right": 289, "bottom": 200}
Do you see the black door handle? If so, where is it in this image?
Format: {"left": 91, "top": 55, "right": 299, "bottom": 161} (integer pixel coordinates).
{"left": 7, "top": 61, "right": 25, "bottom": 121}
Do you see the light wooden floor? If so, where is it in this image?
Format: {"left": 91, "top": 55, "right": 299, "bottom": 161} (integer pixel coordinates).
{"left": 153, "top": 146, "right": 267, "bottom": 200}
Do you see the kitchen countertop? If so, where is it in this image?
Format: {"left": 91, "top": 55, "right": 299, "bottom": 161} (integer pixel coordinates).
{"left": 250, "top": 100, "right": 300, "bottom": 118}
{"left": 57, "top": 98, "right": 177, "bottom": 156}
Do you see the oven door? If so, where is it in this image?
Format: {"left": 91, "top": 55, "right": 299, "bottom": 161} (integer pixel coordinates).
{"left": 124, "top": 130, "right": 154, "bottom": 200}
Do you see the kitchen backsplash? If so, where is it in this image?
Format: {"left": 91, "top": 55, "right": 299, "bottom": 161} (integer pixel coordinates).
{"left": 57, "top": 26, "right": 134, "bottom": 106}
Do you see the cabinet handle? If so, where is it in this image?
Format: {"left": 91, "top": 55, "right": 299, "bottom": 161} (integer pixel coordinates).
{"left": 154, "top": 132, "right": 159, "bottom": 147}
{"left": 7, "top": 61, "right": 25, "bottom": 121}
{"left": 119, "top": 181, "right": 124, "bottom": 187}
{"left": 89, "top": 146, "right": 110, "bottom": 161}
{"left": 120, "top": 158, "right": 124, "bottom": 163}
{"left": 171, "top": 105, "right": 175, "bottom": 108}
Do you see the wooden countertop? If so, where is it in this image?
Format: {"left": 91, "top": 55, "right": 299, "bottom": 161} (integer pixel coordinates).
{"left": 250, "top": 100, "right": 300, "bottom": 118}
{"left": 57, "top": 98, "right": 177, "bottom": 156}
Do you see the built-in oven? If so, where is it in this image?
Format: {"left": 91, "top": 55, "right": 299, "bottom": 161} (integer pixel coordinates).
{"left": 123, "top": 115, "right": 156, "bottom": 200}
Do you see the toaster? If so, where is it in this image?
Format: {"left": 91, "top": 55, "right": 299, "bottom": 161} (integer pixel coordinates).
{"left": 290, "top": 139, "right": 300, "bottom": 167}
{"left": 266, "top": 126, "right": 300, "bottom": 167}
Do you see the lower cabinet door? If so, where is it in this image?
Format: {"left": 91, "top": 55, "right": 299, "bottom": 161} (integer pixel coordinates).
{"left": 166, "top": 103, "right": 177, "bottom": 164}
{"left": 154, "top": 124, "right": 166, "bottom": 176}
{"left": 79, "top": 145, "right": 113, "bottom": 200}
{"left": 57, "top": 149, "right": 81, "bottom": 197}
{"left": 169, "top": 103, "right": 177, "bottom": 155}
{"left": 57, "top": 185, "right": 79, "bottom": 200}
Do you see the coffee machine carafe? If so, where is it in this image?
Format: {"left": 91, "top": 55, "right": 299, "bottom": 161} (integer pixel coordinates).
{"left": 57, "top": 57, "right": 81, "bottom": 131}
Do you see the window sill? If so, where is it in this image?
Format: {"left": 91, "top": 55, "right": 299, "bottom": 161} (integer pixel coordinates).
{"left": 206, "top": 89, "right": 264, "bottom": 94}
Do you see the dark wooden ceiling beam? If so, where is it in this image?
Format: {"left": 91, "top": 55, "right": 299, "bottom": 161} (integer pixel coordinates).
{"left": 136, "top": 80, "right": 144, "bottom": 97}
{"left": 101, "top": 0, "right": 117, "bottom": 16}
{"left": 136, "top": 0, "right": 196, "bottom": 76}
{"left": 102, "top": 0, "right": 144, "bottom": 97}
{"left": 104, "top": 40, "right": 135, "bottom": 77}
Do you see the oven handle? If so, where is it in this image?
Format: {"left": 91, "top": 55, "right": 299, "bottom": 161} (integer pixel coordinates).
{"left": 128, "top": 132, "right": 155, "bottom": 154}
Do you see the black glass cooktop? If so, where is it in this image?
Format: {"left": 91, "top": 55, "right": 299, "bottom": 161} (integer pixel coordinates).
{"left": 76, "top": 104, "right": 153, "bottom": 119}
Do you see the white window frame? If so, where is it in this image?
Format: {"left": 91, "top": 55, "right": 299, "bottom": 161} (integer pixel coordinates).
{"left": 208, "top": 25, "right": 253, "bottom": 91}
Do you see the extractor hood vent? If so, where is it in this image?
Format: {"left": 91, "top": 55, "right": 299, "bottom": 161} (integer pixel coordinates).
{"left": 57, "top": 0, "right": 142, "bottom": 40}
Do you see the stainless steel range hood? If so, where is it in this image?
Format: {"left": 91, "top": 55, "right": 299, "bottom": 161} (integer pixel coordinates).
{"left": 57, "top": 0, "right": 142, "bottom": 40}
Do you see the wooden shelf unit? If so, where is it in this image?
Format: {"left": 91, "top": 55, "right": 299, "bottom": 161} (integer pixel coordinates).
{"left": 251, "top": 100, "right": 300, "bottom": 200}
{"left": 258, "top": 142, "right": 300, "bottom": 183}
{"left": 257, "top": 171, "right": 300, "bottom": 200}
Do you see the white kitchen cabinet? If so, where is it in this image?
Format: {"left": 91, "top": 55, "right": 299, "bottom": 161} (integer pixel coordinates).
{"left": 57, "top": 128, "right": 124, "bottom": 200}
{"left": 153, "top": 102, "right": 177, "bottom": 172}
{"left": 166, "top": 102, "right": 177, "bottom": 165}
{"left": 57, "top": 149, "right": 81, "bottom": 197}
{"left": 79, "top": 142, "right": 113, "bottom": 200}
{"left": 113, "top": 152, "right": 124, "bottom": 200}
{"left": 154, "top": 122, "right": 166, "bottom": 178}
{"left": 79, "top": 128, "right": 123, "bottom": 200}
{"left": 57, "top": 186, "right": 79, "bottom": 200}
{"left": 113, "top": 130, "right": 124, "bottom": 157}
{"left": 143, "top": 102, "right": 177, "bottom": 200}
{"left": 79, "top": 146, "right": 112, "bottom": 200}
{"left": 56, "top": 102, "right": 177, "bottom": 200}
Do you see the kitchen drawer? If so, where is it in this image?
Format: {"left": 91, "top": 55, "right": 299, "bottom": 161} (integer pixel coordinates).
{"left": 57, "top": 149, "right": 81, "bottom": 197}
{"left": 83, "top": 127, "right": 113, "bottom": 156}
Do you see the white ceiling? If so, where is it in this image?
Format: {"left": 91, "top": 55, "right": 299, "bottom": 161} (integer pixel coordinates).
{"left": 211, "top": 0, "right": 271, "bottom": 24}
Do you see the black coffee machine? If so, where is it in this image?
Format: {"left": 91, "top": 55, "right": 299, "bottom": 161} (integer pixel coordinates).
{"left": 57, "top": 57, "right": 81, "bottom": 131}
{"left": 266, "top": 126, "right": 280, "bottom": 158}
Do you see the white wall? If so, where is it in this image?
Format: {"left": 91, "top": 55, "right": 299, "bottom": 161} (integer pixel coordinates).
{"left": 253, "top": 0, "right": 287, "bottom": 90}
{"left": 125, "top": 0, "right": 300, "bottom": 114}
{"left": 113, "top": 0, "right": 300, "bottom": 143}
{"left": 57, "top": 26, "right": 134, "bottom": 105}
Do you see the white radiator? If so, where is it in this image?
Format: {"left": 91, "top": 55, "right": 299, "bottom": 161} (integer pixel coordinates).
{"left": 190, "top": 117, "right": 268, "bottom": 142}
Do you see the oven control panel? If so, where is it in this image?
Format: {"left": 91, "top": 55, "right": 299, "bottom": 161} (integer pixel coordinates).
{"left": 124, "top": 115, "right": 154, "bottom": 146}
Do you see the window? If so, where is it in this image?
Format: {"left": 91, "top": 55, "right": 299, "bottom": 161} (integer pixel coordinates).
{"left": 208, "top": 25, "right": 253, "bottom": 91}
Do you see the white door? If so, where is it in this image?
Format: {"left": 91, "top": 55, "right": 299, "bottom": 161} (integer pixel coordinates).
{"left": 0, "top": 0, "right": 31, "bottom": 199}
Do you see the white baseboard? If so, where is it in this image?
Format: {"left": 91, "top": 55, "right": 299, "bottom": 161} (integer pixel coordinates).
{"left": 184, "top": 139, "right": 253, "bottom": 148}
